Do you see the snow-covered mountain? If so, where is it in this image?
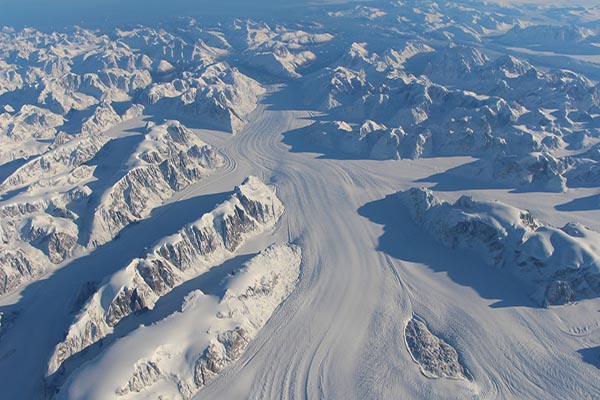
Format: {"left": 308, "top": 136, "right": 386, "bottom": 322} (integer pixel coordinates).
{"left": 60, "top": 243, "right": 301, "bottom": 399}
{"left": 400, "top": 187, "right": 600, "bottom": 305}
{"left": 1, "top": 1, "right": 600, "bottom": 399}
{"left": 88, "top": 120, "right": 224, "bottom": 247}
{"left": 49, "top": 176, "right": 283, "bottom": 377}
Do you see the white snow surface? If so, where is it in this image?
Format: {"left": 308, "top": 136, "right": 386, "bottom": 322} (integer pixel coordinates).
{"left": 59, "top": 243, "right": 301, "bottom": 399}
{"left": 47, "top": 175, "right": 284, "bottom": 377}
{"left": 0, "top": 1, "right": 600, "bottom": 400}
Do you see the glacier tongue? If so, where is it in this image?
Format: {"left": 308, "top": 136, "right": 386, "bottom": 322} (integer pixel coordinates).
{"left": 48, "top": 176, "right": 284, "bottom": 376}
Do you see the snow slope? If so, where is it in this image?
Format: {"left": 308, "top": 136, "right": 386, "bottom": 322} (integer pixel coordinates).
{"left": 60, "top": 243, "right": 301, "bottom": 399}
{"left": 48, "top": 176, "right": 283, "bottom": 377}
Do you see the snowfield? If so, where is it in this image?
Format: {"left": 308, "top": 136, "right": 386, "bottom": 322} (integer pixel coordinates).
{"left": 1, "top": 1, "right": 600, "bottom": 399}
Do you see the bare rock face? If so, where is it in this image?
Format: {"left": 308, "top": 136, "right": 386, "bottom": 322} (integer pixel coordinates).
{"left": 193, "top": 327, "right": 251, "bottom": 388}
{"left": 0, "top": 105, "right": 65, "bottom": 163}
{"left": 50, "top": 301, "right": 108, "bottom": 373}
{"left": 405, "top": 317, "right": 468, "bottom": 380}
{"left": 0, "top": 186, "right": 91, "bottom": 296}
{"left": 232, "top": 20, "right": 332, "bottom": 79}
{"left": 0, "top": 60, "right": 23, "bottom": 97}
{"left": 116, "top": 360, "right": 162, "bottom": 396}
{"left": 0, "top": 133, "right": 109, "bottom": 195}
{"left": 102, "top": 176, "right": 283, "bottom": 327}
{"left": 88, "top": 120, "right": 224, "bottom": 247}
{"left": 193, "top": 340, "right": 230, "bottom": 388}
{"left": 296, "top": 38, "right": 600, "bottom": 196}
{"left": 48, "top": 177, "right": 284, "bottom": 376}
{"left": 24, "top": 216, "right": 78, "bottom": 264}
{"left": 0, "top": 248, "right": 44, "bottom": 295}
{"left": 545, "top": 281, "right": 575, "bottom": 306}
{"left": 51, "top": 243, "right": 300, "bottom": 398}
{"left": 306, "top": 120, "right": 402, "bottom": 160}
{"left": 0, "top": 25, "right": 154, "bottom": 164}
{"left": 40, "top": 231, "right": 77, "bottom": 264}
{"left": 454, "top": 152, "right": 568, "bottom": 193}
{"left": 0, "top": 25, "right": 245, "bottom": 302}
{"left": 80, "top": 102, "right": 127, "bottom": 136}
{"left": 0, "top": 105, "right": 64, "bottom": 141}
{"left": 0, "top": 103, "right": 149, "bottom": 300}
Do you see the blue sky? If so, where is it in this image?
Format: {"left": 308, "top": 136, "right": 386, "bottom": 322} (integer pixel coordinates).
{"left": 0, "top": 0, "right": 316, "bottom": 27}
{"left": 0, "top": 0, "right": 337, "bottom": 28}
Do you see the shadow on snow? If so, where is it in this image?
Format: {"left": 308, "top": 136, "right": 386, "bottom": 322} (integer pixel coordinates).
{"left": 555, "top": 193, "right": 600, "bottom": 212}
{"left": 45, "top": 249, "right": 257, "bottom": 394}
{"left": 0, "top": 190, "right": 232, "bottom": 398}
{"left": 358, "top": 193, "right": 535, "bottom": 309}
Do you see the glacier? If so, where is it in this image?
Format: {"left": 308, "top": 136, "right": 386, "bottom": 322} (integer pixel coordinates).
{"left": 0, "top": 1, "right": 598, "bottom": 399}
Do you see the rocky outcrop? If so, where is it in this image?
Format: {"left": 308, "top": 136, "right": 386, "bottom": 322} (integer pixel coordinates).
{"left": 0, "top": 116, "right": 224, "bottom": 301}
{"left": 565, "top": 158, "right": 600, "bottom": 188}
{"left": 297, "top": 38, "right": 599, "bottom": 199}
{"left": 116, "top": 360, "right": 162, "bottom": 396}
{"left": 405, "top": 317, "right": 468, "bottom": 380}
{"left": 236, "top": 21, "right": 332, "bottom": 78}
{"left": 88, "top": 121, "right": 224, "bottom": 247}
{"left": 306, "top": 120, "right": 401, "bottom": 160}
{"left": 250, "top": 47, "right": 316, "bottom": 78}
{"left": 80, "top": 102, "right": 143, "bottom": 136}
{"left": 0, "top": 186, "right": 91, "bottom": 296}
{"left": 0, "top": 105, "right": 64, "bottom": 142}
{"left": 0, "top": 60, "right": 23, "bottom": 96}
{"left": 25, "top": 215, "right": 78, "bottom": 264}
{"left": 399, "top": 188, "right": 600, "bottom": 305}
{"left": 449, "top": 152, "right": 568, "bottom": 192}
{"left": 0, "top": 149, "right": 106, "bottom": 296}
{"left": 48, "top": 177, "right": 284, "bottom": 375}
{"left": 113, "top": 243, "right": 301, "bottom": 398}
{"left": 0, "top": 248, "right": 45, "bottom": 296}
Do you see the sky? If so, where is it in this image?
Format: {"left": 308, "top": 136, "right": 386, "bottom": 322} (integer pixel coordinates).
{"left": 3, "top": 0, "right": 596, "bottom": 30}
{"left": 0, "top": 0, "right": 363, "bottom": 29}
